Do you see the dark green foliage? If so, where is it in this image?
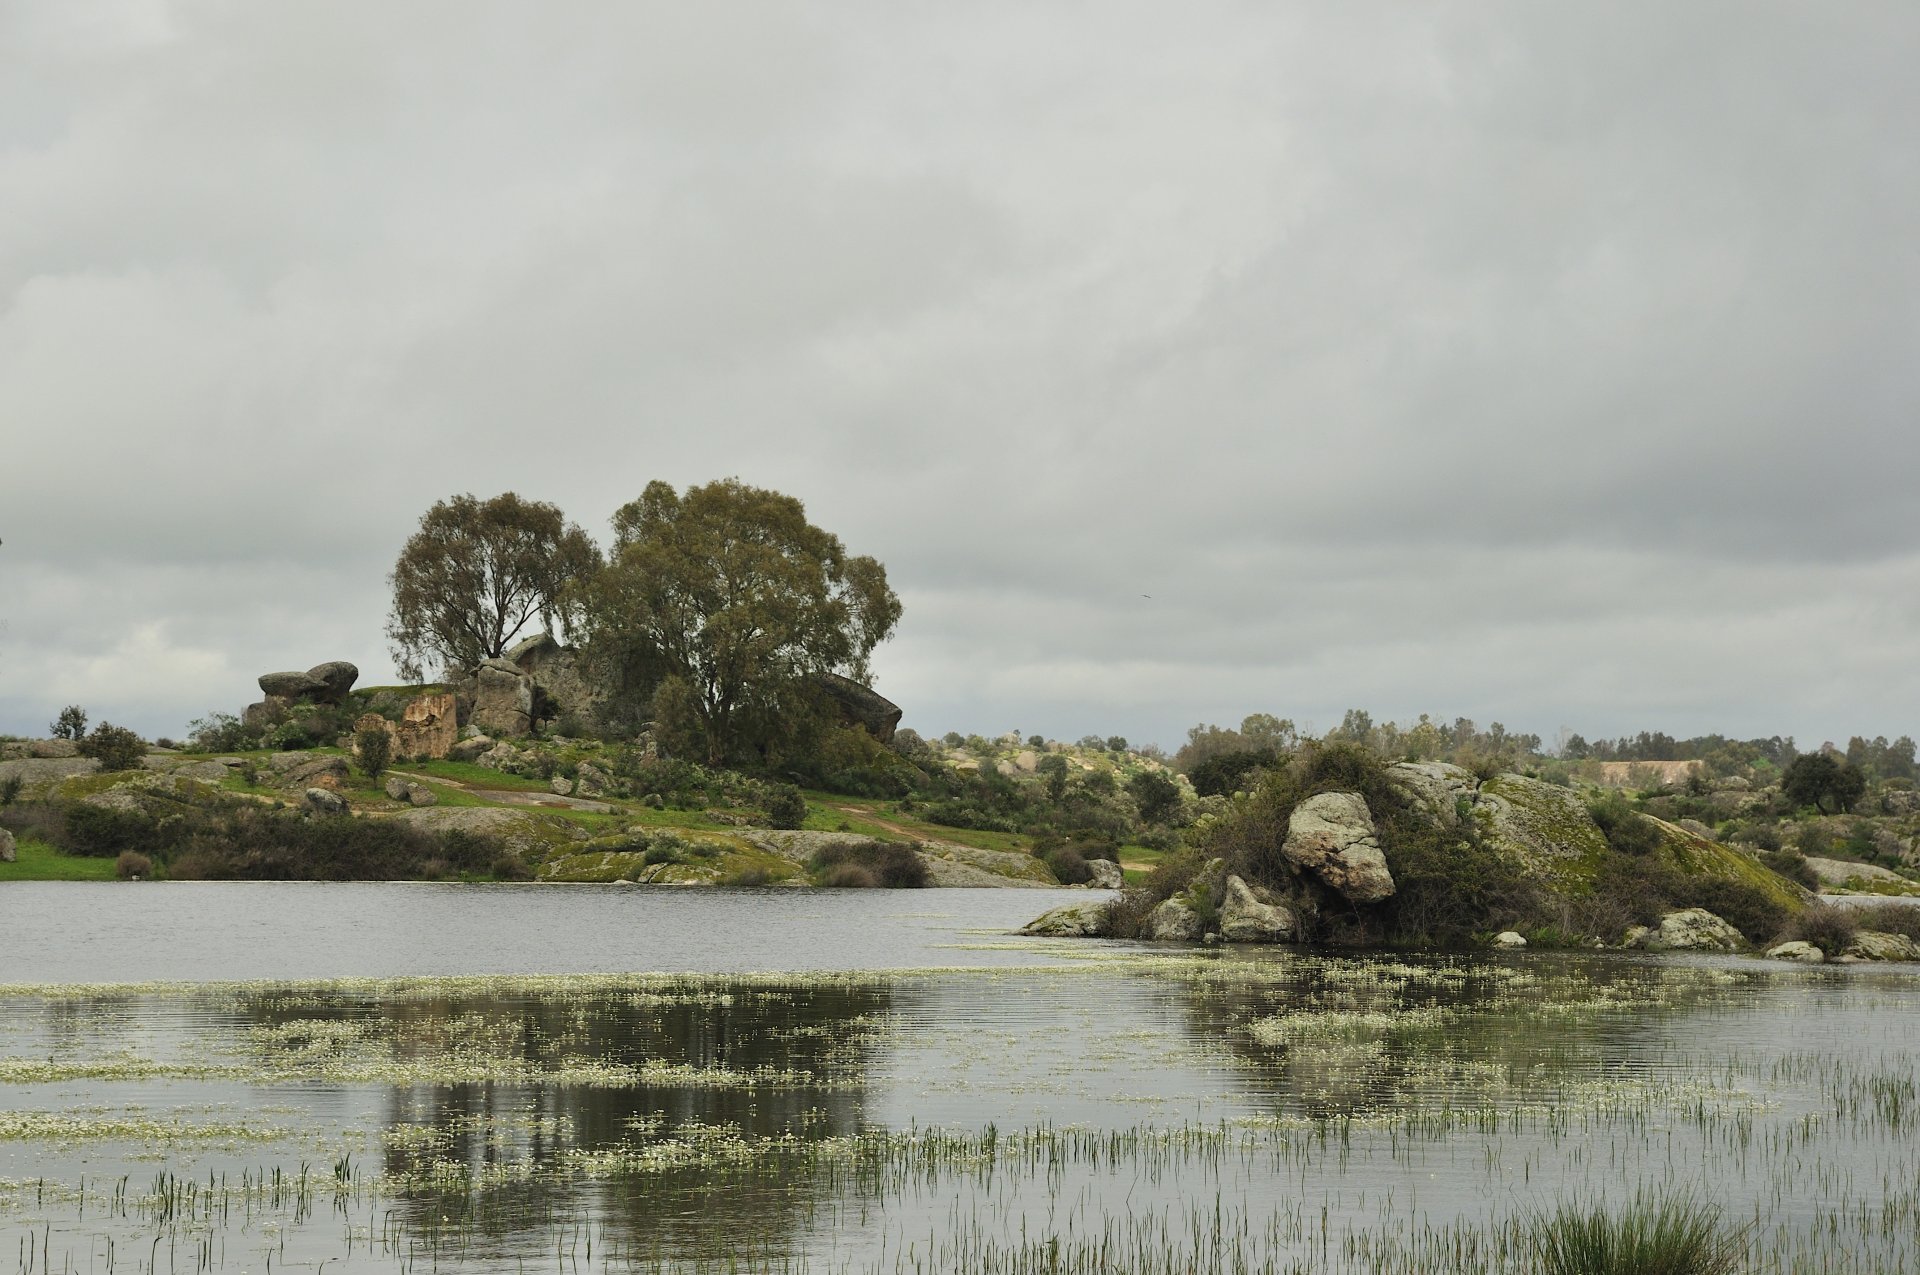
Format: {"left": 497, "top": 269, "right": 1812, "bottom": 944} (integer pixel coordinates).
{"left": 764, "top": 784, "right": 808, "bottom": 830}
{"left": 1187, "top": 748, "right": 1277, "bottom": 797}
{"left": 0, "top": 776, "right": 21, "bottom": 807}
{"left": 1759, "top": 849, "right": 1820, "bottom": 891}
{"left": 1587, "top": 791, "right": 1663, "bottom": 855}
{"left": 386, "top": 491, "right": 601, "bottom": 682}
{"left": 1785, "top": 903, "right": 1859, "bottom": 954}
{"left": 1174, "top": 741, "right": 1535, "bottom": 947}
{"left": 1667, "top": 875, "right": 1791, "bottom": 945}
{"left": 1782, "top": 752, "right": 1866, "bottom": 814}
{"left": 14, "top": 794, "right": 501, "bottom": 880}
{"left": 586, "top": 479, "right": 900, "bottom": 766}
{"left": 49, "top": 706, "right": 88, "bottom": 741}
{"left": 1731, "top": 821, "right": 1782, "bottom": 852}
{"left": 1106, "top": 736, "right": 1127, "bottom": 753}
{"left": 355, "top": 727, "right": 393, "bottom": 781}
{"left": 1849, "top": 903, "right": 1920, "bottom": 942}
{"left": 1037, "top": 753, "right": 1070, "bottom": 801}
{"left": 78, "top": 722, "right": 145, "bottom": 772}
{"left": 188, "top": 712, "right": 256, "bottom": 753}
{"left": 1126, "top": 770, "right": 1182, "bottom": 823}
{"left": 1528, "top": 1194, "right": 1746, "bottom": 1275}
{"left": 809, "top": 840, "right": 927, "bottom": 888}
{"left": 1038, "top": 844, "right": 1092, "bottom": 885}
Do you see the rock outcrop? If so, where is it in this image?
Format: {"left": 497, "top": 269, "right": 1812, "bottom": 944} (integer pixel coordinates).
{"left": 1492, "top": 931, "right": 1528, "bottom": 950}
{"left": 353, "top": 692, "right": 461, "bottom": 762}
{"left": 1842, "top": 931, "right": 1920, "bottom": 962}
{"left": 1633, "top": 908, "right": 1745, "bottom": 952}
{"left": 1386, "top": 761, "right": 1478, "bottom": 827}
{"left": 1020, "top": 899, "right": 1115, "bottom": 937}
{"left": 383, "top": 776, "right": 438, "bottom": 808}
{"left": 1282, "top": 792, "right": 1394, "bottom": 903}
{"left": 1146, "top": 896, "right": 1205, "bottom": 941}
{"left": 1218, "top": 875, "right": 1295, "bottom": 943}
{"left": 0, "top": 828, "right": 15, "bottom": 863}
{"left": 304, "top": 787, "right": 348, "bottom": 815}
{"left": 1086, "top": 857, "right": 1125, "bottom": 890}
{"left": 1766, "top": 940, "right": 1825, "bottom": 963}
{"left": 472, "top": 659, "right": 534, "bottom": 736}
{"left": 814, "top": 672, "right": 903, "bottom": 744}
{"left": 269, "top": 752, "right": 349, "bottom": 790}
{"left": 257, "top": 661, "right": 358, "bottom": 705}
{"left": 1475, "top": 774, "right": 1609, "bottom": 879}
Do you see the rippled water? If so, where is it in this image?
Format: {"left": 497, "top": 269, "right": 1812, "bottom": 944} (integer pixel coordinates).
{"left": 2, "top": 883, "right": 1919, "bottom": 1272}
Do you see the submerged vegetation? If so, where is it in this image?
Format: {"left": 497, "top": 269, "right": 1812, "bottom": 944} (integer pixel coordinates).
{"left": 2, "top": 949, "right": 1919, "bottom": 1272}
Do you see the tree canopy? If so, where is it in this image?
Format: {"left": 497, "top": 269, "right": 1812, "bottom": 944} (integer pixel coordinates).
{"left": 386, "top": 492, "right": 601, "bottom": 681}
{"left": 585, "top": 478, "right": 902, "bottom": 765}
{"left": 1781, "top": 752, "right": 1866, "bottom": 815}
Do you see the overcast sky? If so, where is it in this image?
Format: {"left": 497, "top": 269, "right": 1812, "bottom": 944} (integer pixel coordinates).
{"left": 4, "top": 2, "right": 1918, "bottom": 752}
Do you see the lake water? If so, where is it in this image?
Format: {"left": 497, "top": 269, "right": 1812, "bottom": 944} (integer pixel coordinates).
{"left": 2, "top": 883, "right": 1918, "bottom": 1273}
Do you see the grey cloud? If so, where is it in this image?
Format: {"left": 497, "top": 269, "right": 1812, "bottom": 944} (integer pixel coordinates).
{"left": 3, "top": 1, "right": 1917, "bottom": 749}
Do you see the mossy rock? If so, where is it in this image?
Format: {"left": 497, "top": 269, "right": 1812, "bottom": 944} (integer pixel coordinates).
{"left": 1646, "top": 816, "right": 1808, "bottom": 913}
{"left": 1474, "top": 774, "right": 1610, "bottom": 885}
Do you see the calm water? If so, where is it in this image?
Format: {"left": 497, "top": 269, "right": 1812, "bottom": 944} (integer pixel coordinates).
{"left": 2, "top": 883, "right": 1918, "bottom": 1273}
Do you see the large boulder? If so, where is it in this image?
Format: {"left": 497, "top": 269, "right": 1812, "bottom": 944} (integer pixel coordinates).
{"left": 305, "top": 661, "right": 358, "bottom": 703}
{"left": 1019, "top": 899, "right": 1115, "bottom": 937}
{"left": 449, "top": 734, "right": 496, "bottom": 763}
{"left": 0, "top": 757, "right": 101, "bottom": 789}
{"left": 1146, "top": 896, "right": 1205, "bottom": 941}
{"left": 304, "top": 787, "right": 349, "bottom": 816}
{"left": 1639, "top": 908, "right": 1745, "bottom": 952}
{"left": 1843, "top": 931, "right": 1920, "bottom": 962}
{"left": 394, "top": 692, "right": 459, "bottom": 760}
{"left": 1766, "top": 940, "right": 1826, "bottom": 963}
{"left": 259, "top": 670, "right": 328, "bottom": 700}
{"left": 1475, "top": 774, "right": 1609, "bottom": 879}
{"left": 272, "top": 753, "right": 350, "bottom": 790}
{"left": 1086, "top": 857, "right": 1125, "bottom": 890}
{"left": 1282, "top": 792, "right": 1395, "bottom": 903}
{"left": 471, "top": 659, "right": 533, "bottom": 737}
{"left": 0, "top": 829, "right": 14, "bottom": 863}
{"left": 1218, "top": 874, "right": 1295, "bottom": 943}
{"left": 1492, "top": 931, "right": 1528, "bottom": 950}
{"left": 242, "top": 697, "right": 290, "bottom": 730}
{"left": 1386, "top": 761, "right": 1478, "bottom": 826}
{"left": 813, "top": 672, "right": 903, "bottom": 744}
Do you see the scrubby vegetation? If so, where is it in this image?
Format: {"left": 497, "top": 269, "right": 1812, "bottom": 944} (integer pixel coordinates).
{"left": 809, "top": 840, "right": 928, "bottom": 889}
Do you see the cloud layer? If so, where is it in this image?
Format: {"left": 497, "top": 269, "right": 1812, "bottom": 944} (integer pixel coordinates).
{"left": 4, "top": 2, "right": 1917, "bottom": 748}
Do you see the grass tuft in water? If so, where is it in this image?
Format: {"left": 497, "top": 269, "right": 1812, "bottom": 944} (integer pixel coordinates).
{"left": 1529, "top": 1192, "right": 1747, "bottom": 1275}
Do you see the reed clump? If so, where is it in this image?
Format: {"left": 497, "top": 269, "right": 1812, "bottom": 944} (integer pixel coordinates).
{"left": 1528, "top": 1194, "right": 1747, "bottom": 1275}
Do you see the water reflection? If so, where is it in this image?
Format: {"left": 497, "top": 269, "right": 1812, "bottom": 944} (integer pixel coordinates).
{"left": 3, "top": 949, "right": 1920, "bottom": 1272}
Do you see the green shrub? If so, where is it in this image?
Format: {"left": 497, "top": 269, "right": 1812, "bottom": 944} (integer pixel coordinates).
{"left": 1785, "top": 903, "right": 1859, "bottom": 954}
{"left": 1587, "top": 792, "right": 1662, "bottom": 855}
{"left": 810, "top": 840, "right": 927, "bottom": 888}
{"left": 49, "top": 706, "right": 88, "bottom": 741}
{"left": 1849, "top": 903, "right": 1920, "bottom": 942}
{"left": 764, "top": 784, "right": 808, "bottom": 830}
{"left": 187, "top": 712, "right": 258, "bottom": 753}
{"left": 0, "top": 776, "right": 21, "bottom": 807}
{"left": 721, "top": 866, "right": 774, "bottom": 887}
{"left": 1186, "top": 748, "right": 1278, "bottom": 798}
{"left": 1759, "top": 849, "right": 1820, "bottom": 891}
{"left": 78, "top": 723, "right": 146, "bottom": 773}
{"left": 1126, "top": 770, "right": 1182, "bottom": 823}
{"left": 355, "top": 727, "right": 393, "bottom": 781}
{"left": 1039, "top": 844, "right": 1092, "bottom": 885}
{"left": 1669, "top": 875, "right": 1790, "bottom": 944}
{"left": 1528, "top": 1193, "right": 1746, "bottom": 1275}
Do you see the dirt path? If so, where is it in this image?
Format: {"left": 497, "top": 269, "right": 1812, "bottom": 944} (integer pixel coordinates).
{"left": 827, "top": 804, "right": 923, "bottom": 840}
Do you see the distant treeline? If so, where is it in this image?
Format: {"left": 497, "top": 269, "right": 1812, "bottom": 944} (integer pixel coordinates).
{"left": 1176, "top": 712, "right": 1919, "bottom": 786}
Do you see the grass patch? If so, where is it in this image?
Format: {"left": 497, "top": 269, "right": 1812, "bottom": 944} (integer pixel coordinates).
{"left": 0, "top": 837, "right": 119, "bottom": 882}
{"left": 1528, "top": 1193, "right": 1746, "bottom": 1275}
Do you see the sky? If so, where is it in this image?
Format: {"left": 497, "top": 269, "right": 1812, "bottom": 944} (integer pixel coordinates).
{"left": 3, "top": 1, "right": 1919, "bottom": 752}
